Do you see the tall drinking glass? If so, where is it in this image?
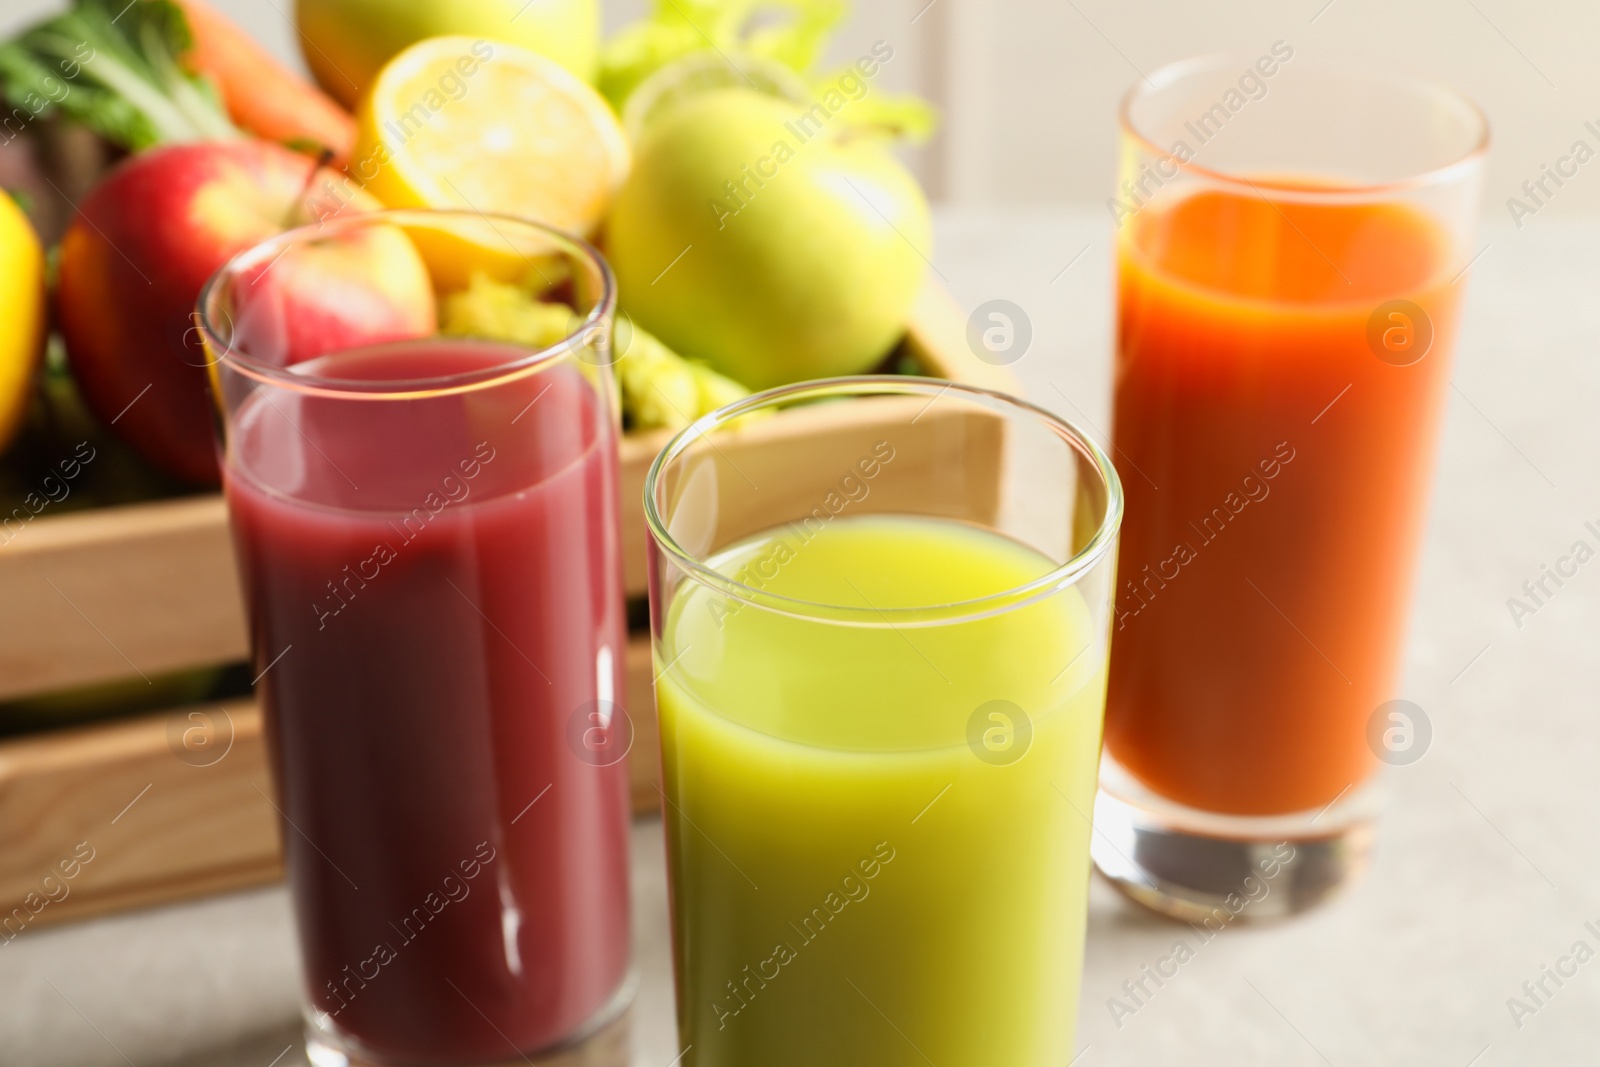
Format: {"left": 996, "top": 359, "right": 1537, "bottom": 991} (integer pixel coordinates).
{"left": 199, "top": 210, "right": 633, "bottom": 1065}
{"left": 1098, "top": 53, "right": 1488, "bottom": 918}
{"left": 644, "top": 378, "right": 1122, "bottom": 1065}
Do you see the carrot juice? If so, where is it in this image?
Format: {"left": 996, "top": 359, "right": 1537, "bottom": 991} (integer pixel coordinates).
{"left": 1105, "top": 188, "right": 1461, "bottom": 816}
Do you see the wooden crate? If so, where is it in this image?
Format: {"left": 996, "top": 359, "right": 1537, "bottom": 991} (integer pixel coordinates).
{"left": 0, "top": 285, "right": 1014, "bottom": 929}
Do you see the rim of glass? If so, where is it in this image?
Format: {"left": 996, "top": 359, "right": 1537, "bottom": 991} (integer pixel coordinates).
{"left": 643, "top": 376, "right": 1125, "bottom": 627}
{"left": 194, "top": 208, "right": 614, "bottom": 400}
{"left": 1120, "top": 52, "right": 1491, "bottom": 198}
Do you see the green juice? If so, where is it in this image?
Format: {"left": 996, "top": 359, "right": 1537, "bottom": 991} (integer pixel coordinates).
{"left": 655, "top": 513, "right": 1108, "bottom": 1066}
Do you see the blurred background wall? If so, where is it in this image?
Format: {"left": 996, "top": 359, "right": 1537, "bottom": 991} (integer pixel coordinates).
{"left": 4, "top": 0, "right": 1594, "bottom": 224}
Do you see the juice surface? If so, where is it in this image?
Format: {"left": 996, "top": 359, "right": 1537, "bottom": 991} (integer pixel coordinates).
{"left": 224, "top": 341, "right": 631, "bottom": 1061}
{"left": 656, "top": 514, "right": 1107, "bottom": 1066}
{"left": 1107, "top": 188, "right": 1460, "bottom": 815}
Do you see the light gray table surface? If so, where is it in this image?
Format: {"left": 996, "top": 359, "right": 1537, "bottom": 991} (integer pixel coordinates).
{"left": 4, "top": 208, "right": 1596, "bottom": 1067}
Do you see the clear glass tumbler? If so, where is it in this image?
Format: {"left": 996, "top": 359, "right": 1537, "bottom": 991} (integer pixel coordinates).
{"left": 644, "top": 377, "right": 1122, "bottom": 1065}
{"left": 199, "top": 210, "right": 634, "bottom": 1065}
{"left": 1099, "top": 53, "right": 1488, "bottom": 918}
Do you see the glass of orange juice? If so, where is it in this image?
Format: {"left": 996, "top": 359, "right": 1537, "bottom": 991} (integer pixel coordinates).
{"left": 1098, "top": 53, "right": 1487, "bottom": 918}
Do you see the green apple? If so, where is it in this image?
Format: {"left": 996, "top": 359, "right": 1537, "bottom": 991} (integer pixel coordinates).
{"left": 294, "top": 0, "right": 599, "bottom": 107}
{"left": 605, "top": 87, "right": 930, "bottom": 391}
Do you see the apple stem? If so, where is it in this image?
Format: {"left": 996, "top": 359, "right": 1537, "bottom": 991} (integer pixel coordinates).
{"left": 286, "top": 148, "right": 338, "bottom": 229}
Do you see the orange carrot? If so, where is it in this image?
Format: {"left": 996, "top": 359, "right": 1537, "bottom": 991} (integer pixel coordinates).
{"left": 175, "top": 0, "right": 356, "bottom": 166}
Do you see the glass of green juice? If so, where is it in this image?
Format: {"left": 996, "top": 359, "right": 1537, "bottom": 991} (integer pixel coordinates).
{"left": 643, "top": 376, "right": 1124, "bottom": 1066}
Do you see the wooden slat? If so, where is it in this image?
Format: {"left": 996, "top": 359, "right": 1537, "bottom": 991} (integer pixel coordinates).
{"left": 902, "top": 280, "right": 1020, "bottom": 393}
{"left": 0, "top": 496, "right": 247, "bottom": 702}
{"left": 0, "top": 697, "right": 275, "bottom": 930}
{"left": 624, "top": 633, "right": 662, "bottom": 811}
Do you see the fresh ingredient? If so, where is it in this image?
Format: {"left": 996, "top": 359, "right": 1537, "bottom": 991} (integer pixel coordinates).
{"left": 440, "top": 272, "right": 579, "bottom": 347}
{"left": 440, "top": 272, "right": 749, "bottom": 430}
{"left": 294, "top": 0, "right": 600, "bottom": 109}
{"left": 0, "top": 0, "right": 237, "bottom": 152}
{"left": 174, "top": 0, "right": 356, "bottom": 164}
{"left": 606, "top": 87, "right": 930, "bottom": 390}
{"left": 0, "top": 350, "right": 193, "bottom": 513}
{"left": 0, "top": 192, "right": 45, "bottom": 455}
{"left": 619, "top": 49, "right": 808, "bottom": 143}
{"left": 603, "top": 2, "right": 936, "bottom": 141}
{"left": 599, "top": 0, "right": 843, "bottom": 113}
{"left": 618, "top": 337, "right": 698, "bottom": 431}
{"left": 353, "top": 37, "right": 628, "bottom": 238}
{"left": 226, "top": 221, "right": 435, "bottom": 368}
{"left": 0, "top": 0, "right": 354, "bottom": 166}
{"left": 686, "top": 356, "right": 748, "bottom": 417}
{"left": 55, "top": 140, "right": 420, "bottom": 484}
{"left": 614, "top": 335, "right": 753, "bottom": 431}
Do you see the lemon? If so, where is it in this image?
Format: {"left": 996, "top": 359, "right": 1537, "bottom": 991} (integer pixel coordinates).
{"left": 355, "top": 36, "right": 629, "bottom": 238}
{"left": 0, "top": 194, "right": 44, "bottom": 455}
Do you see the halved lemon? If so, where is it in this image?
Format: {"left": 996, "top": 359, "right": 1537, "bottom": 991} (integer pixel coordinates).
{"left": 354, "top": 35, "right": 630, "bottom": 237}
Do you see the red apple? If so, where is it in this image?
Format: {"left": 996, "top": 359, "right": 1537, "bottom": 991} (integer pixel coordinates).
{"left": 56, "top": 140, "right": 435, "bottom": 485}
{"left": 223, "top": 218, "right": 437, "bottom": 369}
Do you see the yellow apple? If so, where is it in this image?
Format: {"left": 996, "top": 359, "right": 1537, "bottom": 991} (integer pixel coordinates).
{"left": 606, "top": 88, "right": 930, "bottom": 391}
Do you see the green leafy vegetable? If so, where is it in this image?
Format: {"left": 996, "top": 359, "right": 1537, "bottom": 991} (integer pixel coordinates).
{"left": 600, "top": 0, "right": 848, "bottom": 112}
{"left": 686, "top": 358, "right": 751, "bottom": 417}
{"left": 812, "top": 64, "right": 936, "bottom": 143}
{"left": 618, "top": 330, "right": 700, "bottom": 431}
{"left": 0, "top": 0, "right": 236, "bottom": 151}
{"left": 601, "top": 0, "right": 936, "bottom": 144}
{"left": 440, "top": 272, "right": 580, "bottom": 349}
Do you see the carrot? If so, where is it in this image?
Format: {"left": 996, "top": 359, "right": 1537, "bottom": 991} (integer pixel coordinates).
{"left": 174, "top": 0, "right": 356, "bottom": 166}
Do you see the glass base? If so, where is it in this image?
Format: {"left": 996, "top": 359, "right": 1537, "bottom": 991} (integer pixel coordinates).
{"left": 1092, "top": 755, "right": 1381, "bottom": 922}
{"left": 304, "top": 968, "right": 636, "bottom": 1067}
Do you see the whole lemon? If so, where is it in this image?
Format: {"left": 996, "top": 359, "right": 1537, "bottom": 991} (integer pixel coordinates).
{"left": 0, "top": 194, "right": 45, "bottom": 455}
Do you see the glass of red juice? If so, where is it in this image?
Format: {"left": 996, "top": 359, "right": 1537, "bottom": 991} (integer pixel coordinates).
{"left": 1096, "top": 55, "right": 1488, "bottom": 919}
{"left": 198, "top": 210, "right": 634, "bottom": 1065}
